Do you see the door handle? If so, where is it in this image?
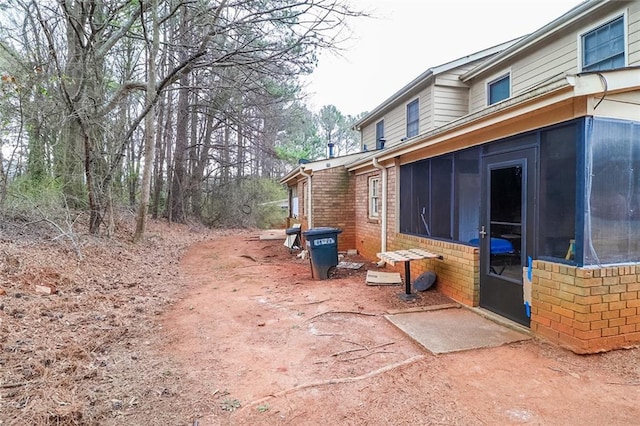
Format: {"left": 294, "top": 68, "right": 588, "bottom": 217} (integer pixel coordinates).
{"left": 479, "top": 226, "right": 487, "bottom": 238}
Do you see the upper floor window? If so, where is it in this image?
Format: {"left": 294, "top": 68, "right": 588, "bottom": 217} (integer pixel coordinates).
{"left": 488, "top": 74, "right": 510, "bottom": 105}
{"left": 369, "top": 176, "right": 380, "bottom": 219}
{"left": 376, "top": 120, "right": 385, "bottom": 149}
{"left": 582, "top": 15, "right": 625, "bottom": 72}
{"left": 406, "top": 99, "right": 419, "bottom": 138}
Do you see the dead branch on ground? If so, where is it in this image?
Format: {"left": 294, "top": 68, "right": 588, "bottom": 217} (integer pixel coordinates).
{"left": 239, "top": 355, "right": 425, "bottom": 411}
{"left": 339, "top": 350, "right": 396, "bottom": 362}
{"left": 304, "top": 310, "right": 379, "bottom": 322}
{"left": 331, "top": 341, "right": 395, "bottom": 357}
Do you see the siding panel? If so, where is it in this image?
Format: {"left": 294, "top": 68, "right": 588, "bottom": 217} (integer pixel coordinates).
{"left": 434, "top": 85, "right": 469, "bottom": 128}
{"left": 629, "top": 2, "right": 640, "bottom": 65}
{"left": 360, "top": 86, "right": 433, "bottom": 149}
{"left": 469, "top": 2, "right": 639, "bottom": 114}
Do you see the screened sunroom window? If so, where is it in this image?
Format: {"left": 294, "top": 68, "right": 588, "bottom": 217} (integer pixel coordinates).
{"left": 584, "top": 118, "right": 640, "bottom": 265}
{"left": 400, "top": 147, "right": 480, "bottom": 242}
{"left": 582, "top": 16, "right": 625, "bottom": 72}
{"left": 538, "top": 124, "right": 577, "bottom": 260}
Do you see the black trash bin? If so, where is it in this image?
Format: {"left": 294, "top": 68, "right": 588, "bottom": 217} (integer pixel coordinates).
{"left": 303, "top": 227, "right": 342, "bottom": 280}
{"left": 285, "top": 227, "right": 302, "bottom": 250}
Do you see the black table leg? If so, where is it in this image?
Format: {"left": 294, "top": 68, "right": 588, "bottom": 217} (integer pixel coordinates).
{"left": 398, "top": 260, "right": 417, "bottom": 301}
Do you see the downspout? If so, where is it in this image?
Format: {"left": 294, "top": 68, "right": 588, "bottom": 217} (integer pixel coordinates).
{"left": 372, "top": 157, "right": 387, "bottom": 263}
{"left": 300, "top": 166, "right": 313, "bottom": 229}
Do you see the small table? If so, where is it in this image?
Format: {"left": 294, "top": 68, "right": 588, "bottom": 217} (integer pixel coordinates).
{"left": 377, "top": 249, "right": 441, "bottom": 301}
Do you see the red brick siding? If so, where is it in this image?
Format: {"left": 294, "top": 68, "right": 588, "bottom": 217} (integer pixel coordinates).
{"left": 309, "top": 167, "right": 356, "bottom": 251}
{"left": 530, "top": 261, "right": 640, "bottom": 354}
{"left": 388, "top": 234, "right": 479, "bottom": 307}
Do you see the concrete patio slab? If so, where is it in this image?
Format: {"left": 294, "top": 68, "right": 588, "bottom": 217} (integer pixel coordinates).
{"left": 385, "top": 307, "right": 531, "bottom": 354}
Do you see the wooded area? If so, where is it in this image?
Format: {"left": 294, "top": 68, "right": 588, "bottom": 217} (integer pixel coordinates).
{"left": 0, "top": 0, "right": 365, "bottom": 240}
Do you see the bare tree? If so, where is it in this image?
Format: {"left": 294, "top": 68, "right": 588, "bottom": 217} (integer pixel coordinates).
{"left": 0, "top": 0, "right": 366, "bottom": 237}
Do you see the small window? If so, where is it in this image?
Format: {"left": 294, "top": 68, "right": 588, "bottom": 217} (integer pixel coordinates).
{"left": 369, "top": 176, "right": 380, "bottom": 219}
{"left": 582, "top": 15, "right": 625, "bottom": 72}
{"left": 406, "top": 99, "right": 419, "bottom": 138}
{"left": 376, "top": 120, "right": 385, "bottom": 149}
{"left": 488, "top": 74, "right": 510, "bottom": 105}
{"left": 290, "top": 186, "right": 299, "bottom": 218}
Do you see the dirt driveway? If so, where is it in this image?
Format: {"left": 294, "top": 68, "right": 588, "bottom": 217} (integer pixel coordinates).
{"left": 163, "top": 232, "right": 640, "bottom": 425}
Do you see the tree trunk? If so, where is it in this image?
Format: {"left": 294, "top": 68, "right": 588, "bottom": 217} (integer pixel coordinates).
{"left": 134, "top": 0, "right": 159, "bottom": 242}
{"left": 152, "top": 93, "right": 166, "bottom": 219}
{"left": 191, "top": 106, "right": 215, "bottom": 218}
{"left": 169, "top": 8, "right": 190, "bottom": 223}
{"left": 163, "top": 94, "right": 175, "bottom": 221}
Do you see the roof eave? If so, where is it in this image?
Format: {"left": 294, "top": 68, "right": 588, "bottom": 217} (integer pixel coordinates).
{"left": 348, "top": 76, "right": 574, "bottom": 171}
{"left": 279, "top": 166, "right": 303, "bottom": 185}
{"left": 352, "top": 38, "right": 523, "bottom": 130}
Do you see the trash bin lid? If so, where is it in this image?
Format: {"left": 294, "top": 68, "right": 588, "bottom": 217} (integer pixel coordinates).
{"left": 414, "top": 272, "right": 436, "bottom": 291}
{"left": 302, "top": 227, "right": 342, "bottom": 236}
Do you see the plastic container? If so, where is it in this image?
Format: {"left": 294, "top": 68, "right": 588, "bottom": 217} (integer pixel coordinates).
{"left": 302, "top": 227, "right": 342, "bottom": 280}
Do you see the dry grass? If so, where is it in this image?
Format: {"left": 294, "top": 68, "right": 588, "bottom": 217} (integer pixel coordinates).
{"left": 0, "top": 214, "right": 217, "bottom": 425}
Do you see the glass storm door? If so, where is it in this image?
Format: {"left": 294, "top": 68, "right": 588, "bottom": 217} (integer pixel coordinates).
{"left": 480, "top": 149, "right": 535, "bottom": 326}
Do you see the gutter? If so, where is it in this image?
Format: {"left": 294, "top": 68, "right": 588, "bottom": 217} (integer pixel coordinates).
{"left": 372, "top": 157, "right": 388, "bottom": 265}
{"left": 348, "top": 73, "right": 572, "bottom": 171}
{"left": 300, "top": 166, "right": 313, "bottom": 229}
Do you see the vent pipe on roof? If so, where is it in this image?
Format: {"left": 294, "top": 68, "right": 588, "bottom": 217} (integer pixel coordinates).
{"left": 328, "top": 142, "right": 335, "bottom": 158}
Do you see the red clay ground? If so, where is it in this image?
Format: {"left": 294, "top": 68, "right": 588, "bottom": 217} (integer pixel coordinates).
{"left": 1, "top": 221, "right": 640, "bottom": 425}
{"left": 163, "top": 231, "right": 640, "bottom": 425}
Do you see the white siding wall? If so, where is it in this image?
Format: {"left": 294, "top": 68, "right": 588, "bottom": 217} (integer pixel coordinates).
{"left": 418, "top": 86, "right": 433, "bottom": 136}
{"left": 629, "top": 2, "right": 640, "bottom": 65}
{"left": 385, "top": 95, "right": 413, "bottom": 142}
{"left": 433, "top": 85, "right": 469, "bottom": 128}
{"left": 361, "top": 123, "right": 376, "bottom": 151}
{"left": 360, "top": 84, "right": 433, "bottom": 150}
{"left": 468, "top": 2, "right": 640, "bottom": 114}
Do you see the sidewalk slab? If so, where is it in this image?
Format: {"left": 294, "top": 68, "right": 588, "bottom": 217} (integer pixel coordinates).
{"left": 385, "top": 307, "right": 531, "bottom": 354}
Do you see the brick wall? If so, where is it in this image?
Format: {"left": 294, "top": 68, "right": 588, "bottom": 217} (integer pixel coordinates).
{"left": 355, "top": 171, "right": 382, "bottom": 259}
{"left": 388, "top": 234, "right": 479, "bottom": 306}
{"left": 310, "top": 167, "right": 356, "bottom": 251}
{"left": 531, "top": 260, "right": 640, "bottom": 354}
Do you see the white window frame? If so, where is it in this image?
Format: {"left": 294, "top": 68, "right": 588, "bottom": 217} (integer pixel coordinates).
{"left": 369, "top": 176, "right": 380, "bottom": 219}
{"left": 290, "top": 185, "right": 298, "bottom": 218}
{"left": 406, "top": 98, "right": 419, "bottom": 138}
{"left": 578, "top": 11, "right": 628, "bottom": 73}
{"left": 486, "top": 72, "right": 511, "bottom": 106}
{"left": 376, "top": 119, "right": 385, "bottom": 149}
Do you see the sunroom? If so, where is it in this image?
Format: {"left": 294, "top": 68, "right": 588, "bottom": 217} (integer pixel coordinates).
{"left": 359, "top": 68, "right": 640, "bottom": 353}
